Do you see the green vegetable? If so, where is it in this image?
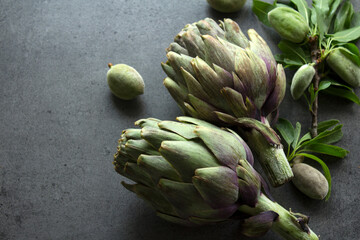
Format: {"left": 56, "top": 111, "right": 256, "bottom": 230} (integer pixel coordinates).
{"left": 292, "top": 163, "right": 329, "bottom": 200}
{"left": 206, "top": 0, "right": 246, "bottom": 13}
{"left": 326, "top": 48, "right": 360, "bottom": 88}
{"left": 114, "top": 117, "right": 319, "bottom": 239}
{"left": 268, "top": 7, "right": 309, "bottom": 43}
{"left": 291, "top": 64, "right": 315, "bottom": 100}
{"left": 162, "top": 18, "right": 292, "bottom": 187}
{"left": 107, "top": 63, "right": 144, "bottom": 100}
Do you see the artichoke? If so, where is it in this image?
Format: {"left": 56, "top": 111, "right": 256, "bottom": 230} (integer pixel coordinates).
{"left": 114, "top": 117, "right": 318, "bottom": 240}
{"left": 161, "top": 18, "right": 292, "bottom": 187}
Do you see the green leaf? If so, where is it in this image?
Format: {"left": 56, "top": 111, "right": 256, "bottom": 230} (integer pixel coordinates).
{"left": 308, "top": 84, "right": 315, "bottom": 106}
{"left": 323, "top": 86, "right": 360, "bottom": 105}
{"left": 276, "top": 118, "right": 295, "bottom": 146}
{"left": 298, "top": 132, "right": 311, "bottom": 145}
{"left": 318, "top": 80, "right": 332, "bottom": 91}
{"left": 341, "top": 43, "right": 360, "bottom": 66}
{"left": 351, "top": 12, "right": 360, "bottom": 28}
{"left": 328, "top": 0, "right": 342, "bottom": 22}
{"left": 303, "top": 125, "right": 343, "bottom": 146}
{"left": 313, "top": 0, "right": 331, "bottom": 37}
{"left": 292, "top": 122, "right": 301, "bottom": 149}
{"left": 329, "top": 26, "right": 360, "bottom": 42}
{"left": 302, "top": 143, "right": 349, "bottom": 158}
{"left": 297, "top": 153, "right": 331, "bottom": 200}
{"left": 310, "top": 7, "right": 317, "bottom": 27}
{"left": 291, "top": 0, "right": 310, "bottom": 24}
{"left": 252, "top": 0, "right": 277, "bottom": 27}
{"left": 317, "top": 119, "right": 340, "bottom": 133}
{"left": 278, "top": 40, "right": 308, "bottom": 64}
{"left": 333, "top": 0, "right": 354, "bottom": 33}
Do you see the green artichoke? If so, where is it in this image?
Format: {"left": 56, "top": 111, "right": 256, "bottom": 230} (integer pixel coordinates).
{"left": 161, "top": 18, "right": 292, "bottom": 187}
{"left": 114, "top": 117, "right": 318, "bottom": 239}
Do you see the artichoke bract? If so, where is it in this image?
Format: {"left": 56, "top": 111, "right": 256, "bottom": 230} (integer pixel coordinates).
{"left": 326, "top": 48, "right": 360, "bottom": 88}
{"left": 161, "top": 18, "right": 292, "bottom": 187}
{"left": 291, "top": 64, "right": 316, "bottom": 100}
{"left": 107, "top": 63, "right": 145, "bottom": 100}
{"left": 114, "top": 117, "right": 319, "bottom": 240}
{"left": 268, "top": 7, "right": 309, "bottom": 43}
{"left": 292, "top": 163, "right": 329, "bottom": 200}
{"left": 206, "top": 0, "right": 246, "bottom": 13}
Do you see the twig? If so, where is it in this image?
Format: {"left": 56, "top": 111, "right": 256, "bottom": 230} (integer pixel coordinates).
{"left": 309, "top": 36, "right": 321, "bottom": 138}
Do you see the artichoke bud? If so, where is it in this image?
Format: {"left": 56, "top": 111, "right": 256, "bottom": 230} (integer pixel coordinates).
{"left": 220, "top": 18, "right": 249, "bottom": 48}
{"left": 326, "top": 48, "right": 360, "bottom": 88}
{"left": 291, "top": 163, "right": 329, "bottom": 200}
{"left": 290, "top": 64, "right": 315, "bottom": 100}
{"left": 268, "top": 7, "right": 309, "bottom": 43}
{"left": 106, "top": 63, "right": 144, "bottom": 100}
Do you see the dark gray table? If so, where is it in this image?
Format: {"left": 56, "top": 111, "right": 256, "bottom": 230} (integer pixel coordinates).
{"left": 1, "top": 0, "right": 359, "bottom": 239}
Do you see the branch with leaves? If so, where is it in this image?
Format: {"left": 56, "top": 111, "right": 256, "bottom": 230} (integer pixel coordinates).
{"left": 253, "top": 0, "right": 360, "bottom": 134}
{"left": 252, "top": 0, "right": 359, "bottom": 199}
{"left": 276, "top": 118, "right": 348, "bottom": 200}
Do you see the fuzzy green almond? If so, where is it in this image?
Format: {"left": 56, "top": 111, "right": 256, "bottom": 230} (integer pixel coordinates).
{"left": 291, "top": 64, "right": 316, "bottom": 100}
{"left": 107, "top": 63, "right": 144, "bottom": 100}
{"left": 326, "top": 48, "right": 360, "bottom": 88}
{"left": 268, "top": 7, "right": 309, "bottom": 43}
{"left": 206, "top": 0, "right": 247, "bottom": 13}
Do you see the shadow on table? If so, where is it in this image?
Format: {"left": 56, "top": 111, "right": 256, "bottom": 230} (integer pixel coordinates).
{"left": 113, "top": 202, "right": 282, "bottom": 240}
{"left": 109, "top": 93, "right": 145, "bottom": 118}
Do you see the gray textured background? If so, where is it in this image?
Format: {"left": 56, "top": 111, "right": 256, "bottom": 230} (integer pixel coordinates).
{"left": 0, "top": 0, "right": 359, "bottom": 239}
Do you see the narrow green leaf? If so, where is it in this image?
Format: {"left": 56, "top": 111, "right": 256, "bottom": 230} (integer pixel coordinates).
{"left": 317, "top": 119, "right": 340, "bottom": 133}
{"left": 333, "top": 0, "right": 354, "bottom": 33}
{"left": 330, "top": 26, "right": 360, "bottom": 42}
{"left": 328, "top": 0, "right": 342, "bottom": 21}
{"left": 323, "top": 86, "right": 360, "bottom": 105}
{"left": 302, "top": 143, "right": 349, "bottom": 158}
{"left": 276, "top": 118, "right": 295, "bottom": 146}
{"left": 351, "top": 12, "right": 360, "bottom": 28}
{"left": 342, "top": 43, "right": 360, "bottom": 66}
{"left": 252, "top": 0, "right": 276, "bottom": 27}
{"left": 310, "top": 6, "right": 317, "bottom": 27}
{"left": 298, "top": 132, "right": 311, "bottom": 145}
{"left": 291, "top": 0, "right": 310, "bottom": 24}
{"left": 313, "top": 0, "right": 331, "bottom": 36}
{"left": 292, "top": 122, "right": 301, "bottom": 149}
{"left": 303, "top": 125, "right": 343, "bottom": 145}
{"left": 297, "top": 153, "right": 331, "bottom": 200}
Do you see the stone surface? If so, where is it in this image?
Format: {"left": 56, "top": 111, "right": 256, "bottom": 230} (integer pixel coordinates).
{"left": 0, "top": 0, "right": 359, "bottom": 239}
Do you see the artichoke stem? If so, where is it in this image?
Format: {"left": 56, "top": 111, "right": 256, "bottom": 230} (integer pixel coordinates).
{"left": 245, "top": 129, "right": 293, "bottom": 187}
{"left": 239, "top": 193, "right": 319, "bottom": 240}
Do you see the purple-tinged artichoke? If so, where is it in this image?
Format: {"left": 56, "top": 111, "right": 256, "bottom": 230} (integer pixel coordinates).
{"left": 161, "top": 18, "right": 292, "bottom": 187}
{"left": 114, "top": 117, "right": 318, "bottom": 239}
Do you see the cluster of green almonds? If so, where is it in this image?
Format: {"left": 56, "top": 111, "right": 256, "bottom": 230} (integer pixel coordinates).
{"left": 268, "top": 6, "right": 360, "bottom": 98}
